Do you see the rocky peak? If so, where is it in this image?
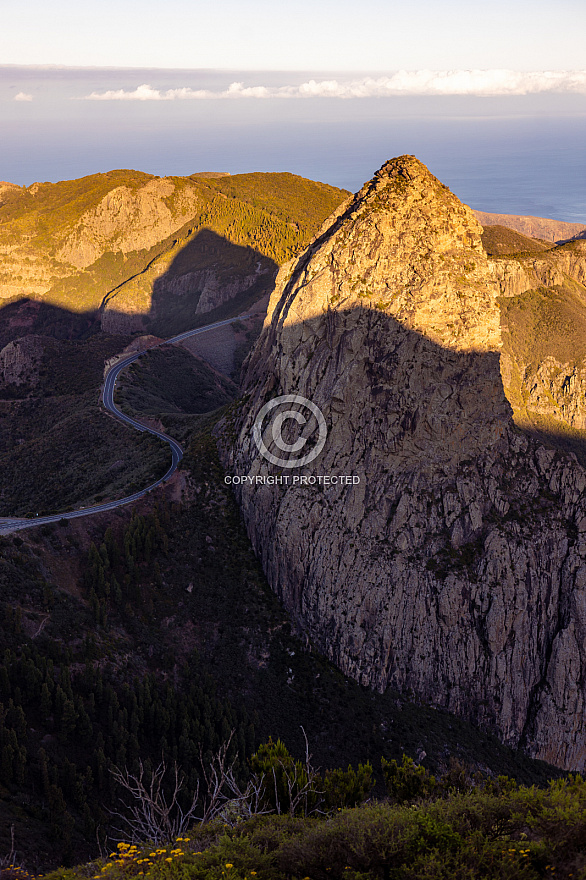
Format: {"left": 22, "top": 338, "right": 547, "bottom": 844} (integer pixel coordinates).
{"left": 267, "top": 156, "right": 499, "bottom": 361}
{"left": 223, "top": 157, "right": 586, "bottom": 772}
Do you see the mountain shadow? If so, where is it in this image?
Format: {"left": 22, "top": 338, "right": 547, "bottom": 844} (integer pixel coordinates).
{"left": 99, "top": 228, "right": 278, "bottom": 339}
{"left": 0, "top": 229, "right": 275, "bottom": 516}
{"left": 0, "top": 302, "right": 567, "bottom": 872}
{"left": 225, "top": 298, "right": 586, "bottom": 773}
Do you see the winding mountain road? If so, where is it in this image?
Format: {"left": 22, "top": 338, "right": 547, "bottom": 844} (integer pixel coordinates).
{"left": 0, "top": 317, "right": 247, "bottom": 534}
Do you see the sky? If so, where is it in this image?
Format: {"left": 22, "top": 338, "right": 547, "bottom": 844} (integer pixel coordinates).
{"left": 2, "top": 0, "right": 586, "bottom": 70}
{"left": 1, "top": 0, "right": 585, "bottom": 219}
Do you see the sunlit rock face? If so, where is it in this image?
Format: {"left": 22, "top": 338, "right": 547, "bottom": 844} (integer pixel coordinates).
{"left": 222, "top": 156, "right": 586, "bottom": 771}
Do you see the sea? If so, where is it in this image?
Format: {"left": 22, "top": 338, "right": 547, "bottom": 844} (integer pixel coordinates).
{"left": 1, "top": 67, "right": 585, "bottom": 222}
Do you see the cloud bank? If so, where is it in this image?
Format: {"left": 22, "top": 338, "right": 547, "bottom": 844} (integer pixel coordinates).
{"left": 83, "top": 70, "right": 586, "bottom": 101}
{"left": 14, "top": 91, "right": 33, "bottom": 101}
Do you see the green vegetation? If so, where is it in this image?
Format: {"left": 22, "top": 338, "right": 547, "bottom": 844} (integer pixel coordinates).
{"left": 2, "top": 173, "right": 585, "bottom": 875}
{"left": 500, "top": 283, "right": 586, "bottom": 370}
{"left": 30, "top": 770, "right": 586, "bottom": 879}
{"left": 208, "top": 171, "right": 350, "bottom": 231}
{"left": 0, "top": 333, "right": 169, "bottom": 516}
{"left": 45, "top": 247, "right": 166, "bottom": 315}
{"left": 0, "top": 171, "right": 152, "bottom": 251}
{"left": 0, "top": 502, "right": 253, "bottom": 867}
{"left": 116, "top": 345, "right": 237, "bottom": 419}
{"left": 0, "top": 170, "right": 348, "bottom": 324}
{"left": 0, "top": 300, "right": 94, "bottom": 351}
{"left": 481, "top": 225, "right": 552, "bottom": 257}
{"left": 0, "top": 412, "right": 561, "bottom": 870}
{"left": 499, "top": 277, "right": 586, "bottom": 464}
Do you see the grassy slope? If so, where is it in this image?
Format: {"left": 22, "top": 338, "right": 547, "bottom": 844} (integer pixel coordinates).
{"left": 498, "top": 241, "right": 586, "bottom": 463}
{"left": 116, "top": 345, "right": 237, "bottom": 419}
{"left": 209, "top": 171, "right": 350, "bottom": 231}
{"left": 481, "top": 224, "right": 552, "bottom": 256}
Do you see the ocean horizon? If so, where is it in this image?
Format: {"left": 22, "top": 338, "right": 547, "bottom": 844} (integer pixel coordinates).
{"left": 2, "top": 67, "right": 585, "bottom": 222}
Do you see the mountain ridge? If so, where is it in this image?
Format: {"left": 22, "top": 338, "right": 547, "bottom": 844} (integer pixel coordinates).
{"left": 222, "top": 155, "right": 586, "bottom": 771}
{"left": 473, "top": 209, "right": 586, "bottom": 243}
{"left": 0, "top": 169, "right": 350, "bottom": 335}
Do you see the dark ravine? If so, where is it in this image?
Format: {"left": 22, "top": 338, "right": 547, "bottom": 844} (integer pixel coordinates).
{"left": 221, "top": 156, "right": 586, "bottom": 772}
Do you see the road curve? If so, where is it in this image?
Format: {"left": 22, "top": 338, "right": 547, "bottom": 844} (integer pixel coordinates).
{"left": 0, "top": 317, "right": 248, "bottom": 534}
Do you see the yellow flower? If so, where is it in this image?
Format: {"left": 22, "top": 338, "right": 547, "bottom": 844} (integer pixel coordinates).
{"left": 165, "top": 858, "right": 173, "bottom": 862}
{"left": 225, "top": 864, "right": 233, "bottom": 869}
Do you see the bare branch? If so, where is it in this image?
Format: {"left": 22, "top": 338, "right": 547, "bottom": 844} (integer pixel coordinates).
{"left": 0, "top": 825, "right": 17, "bottom": 870}
{"left": 108, "top": 727, "right": 322, "bottom": 843}
{"left": 199, "top": 732, "right": 271, "bottom": 825}
{"left": 109, "top": 759, "right": 199, "bottom": 844}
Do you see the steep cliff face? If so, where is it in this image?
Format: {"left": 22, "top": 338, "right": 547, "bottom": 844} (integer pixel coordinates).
{"left": 223, "top": 156, "right": 586, "bottom": 771}
{"left": 100, "top": 230, "right": 273, "bottom": 335}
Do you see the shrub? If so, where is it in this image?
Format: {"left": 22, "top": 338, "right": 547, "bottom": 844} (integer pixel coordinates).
{"left": 324, "top": 763, "right": 374, "bottom": 810}
{"left": 381, "top": 755, "right": 437, "bottom": 804}
{"left": 250, "top": 738, "right": 322, "bottom": 817}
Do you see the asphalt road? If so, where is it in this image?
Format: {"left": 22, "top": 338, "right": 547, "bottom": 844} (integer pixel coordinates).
{"left": 0, "top": 316, "right": 248, "bottom": 534}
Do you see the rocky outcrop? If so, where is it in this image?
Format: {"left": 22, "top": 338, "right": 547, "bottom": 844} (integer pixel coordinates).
{"left": 515, "top": 358, "right": 586, "bottom": 430}
{"left": 100, "top": 264, "right": 267, "bottom": 334}
{"left": 0, "top": 182, "right": 22, "bottom": 205}
{"left": 222, "top": 156, "right": 586, "bottom": 771}
{"left": 0, "top": 335, "right": 46, "bottom": 385}
{"left": 490, "top": 240, "right": 586, "bottom": 443}
{"left": 57, "top": 178, "right": 200, "bottom": 269}
{"left": 474, "top": 210, "right": 586, "bottom": 243}
{"left": 491, "top": 241, "right": 586, "bottom": 298}
{"left": 100, "top": 250, "right": 273, "bottom": 334}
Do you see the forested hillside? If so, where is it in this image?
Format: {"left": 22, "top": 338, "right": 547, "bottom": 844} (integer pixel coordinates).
{"left": 0, "top": 171, "right": 348, "bottom": 334}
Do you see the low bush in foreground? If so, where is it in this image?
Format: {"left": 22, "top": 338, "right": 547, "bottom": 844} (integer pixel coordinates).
{"left": 32, "top": 772, "right": 586, "bottom": 880}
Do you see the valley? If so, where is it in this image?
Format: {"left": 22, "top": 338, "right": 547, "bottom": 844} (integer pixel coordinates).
{"left": 1, "top": 161, "right": 586, "bottom": 873}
